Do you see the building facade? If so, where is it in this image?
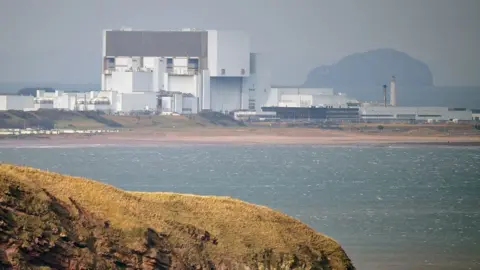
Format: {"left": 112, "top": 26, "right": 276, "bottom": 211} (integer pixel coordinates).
{"left": 101, "top": 28, "right": 270, "bottom": 113}
{"left": 0, "top": 95, "right": 34, "bottom": 111}
{"left": 359, "top": 106, "right": 473, "bottom": 122}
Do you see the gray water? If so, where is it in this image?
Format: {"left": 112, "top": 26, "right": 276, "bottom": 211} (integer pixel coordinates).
{"left": 1, "top": 145, "right": 479, "bottom": 270}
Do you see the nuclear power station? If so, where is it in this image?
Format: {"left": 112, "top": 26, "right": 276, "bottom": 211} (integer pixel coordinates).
{"left": 0, "top": 28, "right": 475, "bottom": 122}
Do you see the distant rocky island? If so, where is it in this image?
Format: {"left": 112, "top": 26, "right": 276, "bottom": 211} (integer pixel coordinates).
{"left": 0, "top": 164, "right": 355, "bottom": 270}
{"left": 304, "top": 48, "right": 434, "bottom": 88}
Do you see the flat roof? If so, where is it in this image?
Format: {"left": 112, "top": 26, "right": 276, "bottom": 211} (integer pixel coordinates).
{"left": 104, "top": 30, "right": 208, "bottom": 57}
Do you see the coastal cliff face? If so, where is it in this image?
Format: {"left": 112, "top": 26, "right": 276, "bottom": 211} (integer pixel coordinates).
{"left": 0, "top": 164, "right": 355, "bottom": 270}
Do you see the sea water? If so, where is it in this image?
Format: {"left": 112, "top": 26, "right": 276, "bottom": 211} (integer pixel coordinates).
{"left": 1, "top": 145, "right": 479, "bottom": 270}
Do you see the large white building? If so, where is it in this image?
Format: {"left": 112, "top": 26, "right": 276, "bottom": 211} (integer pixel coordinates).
{"left": 359, "top": 105, "right": 473, "bottom": 122}
{"left": 263, "top": 87, "right": 360, "bottom": 108}
{"left": 101, "top": 28, "right": 271, "bottom": 113}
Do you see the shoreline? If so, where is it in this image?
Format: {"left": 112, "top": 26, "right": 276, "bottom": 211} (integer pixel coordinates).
{"left": 1, "top": 130, "right": 480, "bottom": 147}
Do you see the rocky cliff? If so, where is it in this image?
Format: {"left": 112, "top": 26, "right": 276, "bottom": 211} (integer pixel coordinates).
{"left": 0, "top": 164, "right": 355, "bottom": 270}
{"left": 304, "top": 48, "right": 434, "bottom": 88}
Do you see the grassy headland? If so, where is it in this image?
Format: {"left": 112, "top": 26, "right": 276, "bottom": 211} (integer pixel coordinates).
{"left": 0, "top": 164, "right": 354, "bottom": 269}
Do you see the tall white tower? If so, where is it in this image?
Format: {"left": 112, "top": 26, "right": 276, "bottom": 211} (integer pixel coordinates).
{"left": 390, "top": 76, "right": 396, "bottom": 106}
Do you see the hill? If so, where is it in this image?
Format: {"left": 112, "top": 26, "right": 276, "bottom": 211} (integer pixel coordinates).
{"left": 0, "top": 164, "right": 354, "bottom": 269}
{"left": 304, "top": 48, "right": 434, "bottom": 88}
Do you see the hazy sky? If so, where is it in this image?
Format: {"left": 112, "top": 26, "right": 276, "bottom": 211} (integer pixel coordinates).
{"left": 0, "top": 0, "right": 479, "bottom": 87}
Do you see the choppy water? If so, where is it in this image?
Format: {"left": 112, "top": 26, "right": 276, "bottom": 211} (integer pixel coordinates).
{"left": 1, "top": 145, "right": 479, "bottom": 270}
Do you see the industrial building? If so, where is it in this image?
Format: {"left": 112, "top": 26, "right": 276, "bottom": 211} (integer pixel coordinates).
{"left": 0, "top": 95, "right": 34, "bottom": 111}
{"left": 0, "top": 28, "right": 270, "bottom": 114}
{"left": 359, "top": 105, "right": 473, "bottom": 122}
{"left": 259, "top": 80, "right": 473, "bottom": 122}
{"left": 0, "top": 29, "right": 476, "bottom": 124}
{"left": 101, "top": 28, "right": 271, "bottom": 113}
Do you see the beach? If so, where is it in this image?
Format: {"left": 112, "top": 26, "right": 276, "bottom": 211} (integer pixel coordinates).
{"left": 1, "top": 128, "right": 479, "bottom": 147}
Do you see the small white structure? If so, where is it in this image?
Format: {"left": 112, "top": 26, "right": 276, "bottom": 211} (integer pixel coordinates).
{"left": 0, "top": 95, "right": 34, "bottom": 110}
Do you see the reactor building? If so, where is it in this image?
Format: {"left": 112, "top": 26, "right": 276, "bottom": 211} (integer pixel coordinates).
{"left": 100, "top": 28, "right": 271, "bottom": 114}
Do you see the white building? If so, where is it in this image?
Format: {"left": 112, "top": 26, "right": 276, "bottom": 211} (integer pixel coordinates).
{"left": 0, "top": 95, "right": 34, "bottom": 111}
{"left": 262, "top": 87, "right": 360, "bottom": 108}
{"left": 101, "top": 28, "right": 270, "bottom": 113}
{"left": 360, "top": 105, "right": 472, "bottom": 122}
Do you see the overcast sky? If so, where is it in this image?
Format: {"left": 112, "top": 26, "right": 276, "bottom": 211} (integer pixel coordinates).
{"left": 0, "top": 0, "right": 479, "bottom": 86}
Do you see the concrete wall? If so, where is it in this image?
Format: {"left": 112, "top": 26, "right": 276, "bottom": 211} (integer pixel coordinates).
{"left": 111, "top": 71, "right": 133, "bottom": 93}
{"left": 104, "top": 75, "right": 113, "bottom": 91}
{"left": 115, "top": 56, "right": 132, "bottom": 70}
{"left": 173, "top": 94, "right": 183, "bottom": 114}
{"left": 201, "top": 70, "right": 211, "bottom": 110}
{"left": 168, "top": 75, "right": 197, "bottom": 96}
{"left": 132, "top": 72, "right": 153, "bottom": 92}
{"left": 264, "top": 88, "right": 279, "bottom": 107}
{"left": 182, "top": 96, "right": 198, "bottom": 114}
{"left": 86, "top": 104, "right": 111, "bottom": 111}
{"left": 208, "top": 30, "right": 250, "bottom": 77}
{"left": 0, "top": 96, "right": 34, "bottom": 110}
{"left": 207, "top": 31, "right": 218, "bottom": 76}
{"left": 34, "top": 103, "right": 54, "bottom": 110}
{"left": 241, "top": 53, "right": 271, "bottom": 111}
{"left": 53, "top": 95, "right": 71, "bottom": 110}
{"left": 360, "top": 106, "right": 473, "bottom": 121}
{"left": 280, "top": 95, "right": 313, "bottom": 107}
{"left": 117, "top": 92, "right": 157, "bottom": 112}
{"left": 160, "top": 97, "right": 173, "bottom": 112}
{"left": 210, "top": 77, "right": 242, "bottom": 112}
{"left": 153, "top": 58, "right": 166, "bottom": 91}
{"left": 0, "top": 96, "right": 6, "bottom": 110}
{"left": 111, "top": 71, "right": 153, "bottom": 93}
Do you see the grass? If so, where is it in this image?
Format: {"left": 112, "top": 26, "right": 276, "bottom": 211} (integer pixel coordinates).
{"left": 0, "top": 163, "right": 354, "bottom": 269}
{"left": 105, "top": 115, "right": 212, "bottom": 129}
{"left": 54, "top": 117, "right": 106, "bottom": 129}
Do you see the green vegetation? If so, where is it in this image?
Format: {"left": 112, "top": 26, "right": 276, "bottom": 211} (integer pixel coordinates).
{"left": 0, "top": 110, "right": 243, "bottom": 130}
{"left": 0, "top": 164, "right": 354, "bottom": 269}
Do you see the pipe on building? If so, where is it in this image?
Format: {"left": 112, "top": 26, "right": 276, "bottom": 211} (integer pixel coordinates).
{"left": 390, "top": 76, "right": 396, "bottom": 106}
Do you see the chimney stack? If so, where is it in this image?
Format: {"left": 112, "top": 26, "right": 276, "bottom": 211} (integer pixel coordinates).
{"left": 390, "top": 76, "right": 396, "bottom": 106}
{"left": 383, "top": 84, "right": 387, "bottom": 107}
